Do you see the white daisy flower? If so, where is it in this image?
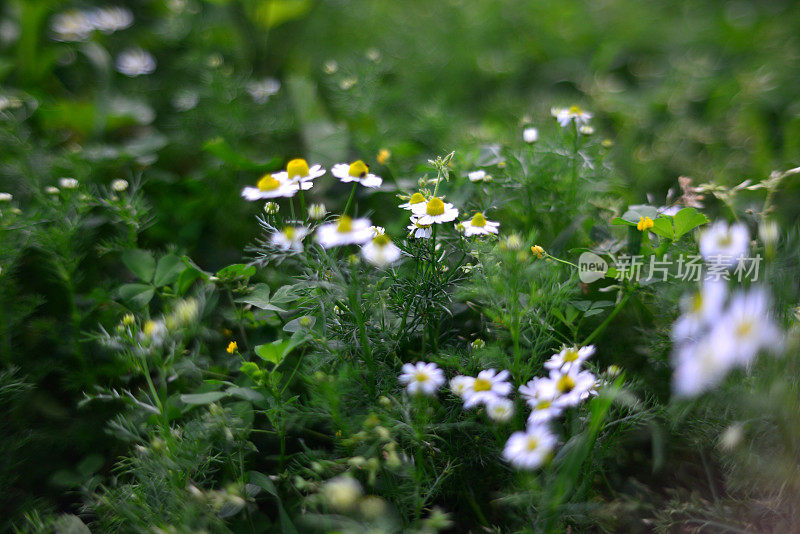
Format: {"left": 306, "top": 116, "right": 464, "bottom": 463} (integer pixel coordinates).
{"left": 59, "top": 177, "right": 78, "bottom": 189}
{"left": 672, "top": 327, "right": 737, "bottom": 397}
{"left": 398, "top": 362, "right": 445, "bottom": 396}
{"left": 332, "top": 161, "right": 383, "bottom": 188}
{"left": 519, "top": 377, "right": 563, "bottom": 424}
{"left": 468, "top": 170, "right": 492, "bottom": 183}
{"left": 111, "top": 179, "right": 129, "bottom": 192}
{"left": 503, "top": 425, "right": 557, "bottom": 470}
{"left": 241, "top": 174, "right": 306, "bottom": 200}
{"left": 370, "top": 226, "right": 386, "bottom": 237}
{"left": 699, "top": 221, "right": 749, "bottom": 267}
{"left": 0, "top": 193, "right": 12, "bottom": 202}
{"left": 272, "top": 158, "right": 326, "bottom": 184}
{"left": 449, "top": 375, "right": 474, "bottom": 398}
{"left": 523, "top": 127, "right": 539, "bottom": 143}
{"left": 410, "top": 197, "right": 459, "bottom": 225}
{"left": 398, "top": 192, "right": 427, "bottom": 211}
{"left": 116, "top": 48, "right": 156, "bottom": 77}
{"left": 89, "top": 6, "right": 133, "bottom": 33}
{"left": 723, "top": 288, "right": 783, "bottom": 365}
{"left": 486, "top": 397, "right": 515, "bottom": 422}
{"left": 672, "top": 281, "right": 727, "bottom": 343}
{"left": 246, "top": 78, "right": 280, "bottom": 104}
{"left": 460, "top": 213, "right": 500, "bottom": 237}
{"left": 550, "top": 367, "right": 596, "bottom": 408}
{"left": 361, "top": 234, "right": 402, "bottom": 267}
{"left": 461, "top": 369, "right": 512, "bottom": 409}
{"left": 51, "top": 11, "right": 93, "bottom": 42}
{"left": 544, "top": 345, "right": 596, "bottom": 372}
{"left": 315, "top": 215, "right": 374, "bottom": 248}
{"left": 551, "top": 105, "right": 593, "bottom": 127}
{"left": 271, "top": 226, "right": 309, "bottom": 253}
{"left": 407, "top": 216, "right": 433, "bottom": 239}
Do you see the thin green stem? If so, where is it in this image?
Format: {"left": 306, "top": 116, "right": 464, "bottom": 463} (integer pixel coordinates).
{"left": 342, "top": 183, "right": 358, "bottom": 216}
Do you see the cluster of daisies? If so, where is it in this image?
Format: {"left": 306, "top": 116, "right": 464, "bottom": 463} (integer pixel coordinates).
{"left": 241, "top": 157, "right": 502, "bottom": 266}
{"left": 398, "top": 345, "right": 599, "bottom": 470}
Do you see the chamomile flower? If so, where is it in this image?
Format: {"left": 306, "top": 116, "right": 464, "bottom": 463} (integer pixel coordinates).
{"left": 486, "top": 397, "right": 515, "bottom": 422}
{"left": 361, "top": 234, "right": 402, "bottom": 267}
{"left": 461, "top": 369, "right": 512, "bottom": 409}
{"left": 699, "top": 221, "right": 749, "bottom": 267}
{"left": 523, "top": 127, "right": 539, "bottom": 143}
{"left": 315, "top": 215, "right": 374, "bottom": 248}
{"left": 271, "top": 226, "right": 309, "bottom": 253}
{"left": 332, "top": 161, "right": 383, "bottom": 188}
{"left": 672, "top": 328, "right": 737, "bottom": 397}
{"left": 399, "top": 192, "right": 427, "bottom": 211}
{"left": 672, "top": 281, "right": 727, "bottom": 343}
{"left": 519, "top": 377, "right": 563, "bottom": 424}
{"left": 246, "top": 78, "right": 280, "bottom": 104}
{"left": 111, "top": 179, "right": 129, "bottom": 192}
{"left": 272, "top": 158, "right": 326, "bottom": 184}
{"left": 398, "top": 362, "right": 445, "bottom": 396}
{"left": 552, "top": 105, "right": 593, "bottom": 127}
{"left": 723, "top": 288, "right": 783, "bottom": 365}
{"left": 550, "top": 367, "right": 596, "bottom": 408}
{"left": 51, "top": 11, "right": 93, "bottom": 42}
{"left": 503, "top": 425, "right": 557, "bottom": 470}
{"left": 89, "top": 6, "right": 133, "bottom": 33}
{"left": 241, "top": 174, "right": 305, "bottom": 200}
{"left": 407, "top": 216, "right": 433, "bottom": 239}
{"left": 460, "top": 213, "right": 500, "bottom": 237}
{"left": 449, "top": 375, "right": 474, "bottom": 398}
{"left": 116, "top": 48, "right": 156, "bottom": 77}
{"left": 308, "top": 203, "right": 327, "bottom": 220}
{"left": 544, "top": 345, "right": 595, "bottom": 372}
{"left": 468, "top": 170, "right": 492, "bottom": 183}
{"left": 59, "top": 177, "right": 78, "bottom": 189}
{"left": 411, "top": 197, "right": 459, "bottom": 225}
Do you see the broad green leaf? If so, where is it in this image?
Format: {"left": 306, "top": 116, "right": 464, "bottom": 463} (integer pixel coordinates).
{"left": 118, "top": 283, "right": 154, "bottom": 308}
{"left": 153, "top": 254, "right": 184, "bottom": 287}
{"left": 248, "top": 470, "right": 278, "bottom": 497}
{"left": 255, "top": 340, "right": 292, "bottom": 366}
{"left": 283, "top": 315, "right": 315, "bottom": 333}
{"left": 674, "top": 207, "right": 709, "bottom": 239}
{"left": 177, "top": 268, "right": 203, "bottom": 295}
{"left": 226, "top": 386, "right": 265, "bottom": 402}
{"left": 122, "top": 249, "right": 156, "bottom": 282}
{"left": 253, "top": 0, "right": 312, "bottom": 29}
{"left": 237, "top": 283, "right": 285, "bottom": 312}
{"left": 270, "top": 284, "right": 297, "bottom": 306}
{"left": 611, "top": 217, "right": 636, "bottom": 226}
{"left": 619, "top": 205, "right": 659, "bottom": 224}
{"left": 217, "top": 263, "right": 256, "bottom": 281}
{"left": 179, "top": 391, "right": 226, "bottom": 405}
{"left": 650, "top": 217, "right": 675, "bottom": 240}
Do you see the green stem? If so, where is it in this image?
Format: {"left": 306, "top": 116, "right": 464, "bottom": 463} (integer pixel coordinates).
{"left": 581, "top": 287, "right": 633, "bottom": 346}
{"left": 342, "top": 183, "right": 358, "bottom": 216}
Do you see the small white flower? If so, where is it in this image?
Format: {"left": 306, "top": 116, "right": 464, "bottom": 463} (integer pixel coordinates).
{"left": 172, "top": 90, "right": 199, "bottom": 112}
{"left": 315, "top": 216, "right": 374, "bottom": 248}
{"left": 263, "top": 201, "right": 279, "bottom": 214}
{"left": 461, "top": 369, "right": 512, "bottom": 409}
{"left": 544, "top": 345, "right": 596, "bottom": 372}
{"left": 370, "top": 226, "right": 386, "bottom": 237}
{"left": 699, "top": 221, "right": 749, "bottom": 267}
{"left": 332, "top": 161, "right": 383, "bottom": 188}
{"left": 579, "top": 125, "right": 595, "bottom": 135}
{"left": 111, "top": 179, "right": 129, "bottom": 192}
{"left": 322, "top": 476, "right": 362, "bottom": 512}
{"left": 672, "top": 281, "right": 727, "bottom": 343}
{"left": 0, "top": 192, "right": 12, "bottom": 202}
{"left": 272, "top": 158, "right": 326, "bottom": 184}
{"left": 468, "top": 170, "right": 492, "bottom": 182}
{"left": 672, "top": 327, "right": 737, "bottom": 397}
{"left": 549, "top": 367, "right": 596, "bottom": 408}
{"left": 411, "top": 197, "right": 459, "bottom": 225}
{"left": 503, "top": 425, "right": 557, "bottom": 470}
{"left": 59, "top": 177, "right": 78, "bottom": 189}
{"left": 51, "top": 11, "right": 93, "bottom": 42}
{"left": 519, "top": 377, "right": 563, "bottom": 424}
{"left": 398, "top": 362, "right": 445, "bottom": 396}
{"left": 241, "top": 174, "right": 306, "bottom": 200}
{"left": 116, "top": 48, "right": 156, "bottom": 77}
{"left": 361, "top": 234, "right": 402, "bottom": 267}
{"left": 246, "top": 78, "right": 281, "bottom": 104}
{"left": 523, "top": 127, "right": 539, "bottom": 143}
{"left": 89, "top": 6, "right": 133, "bottom": 33}
{"left": 271, "top": 226, "right": 309, "bottom": 253}
{"left": 307, "top": 203, "right": 327, "bottom": 220}
{"left": 449, "top": 375, "right": 475, "bottom": 398}
{"left": 460, "top": 213, "right": 499, "bottom": 237}
{"left": 407, "top": 216, "right": 433, "bottom": 239}
{"left": 45, "top": 186, "right": 60, "bottom": 195}
{"left": 486, "top": 397, "right": 515, "bottom": 422}
{"left": 399, "top": 192, "right": 427, "bottom": 211}
{"left": 552, "top": 105, "right": 593, "bottom": 127}
{"left": 723, "top": 288, "right": 783, "bottom": 365}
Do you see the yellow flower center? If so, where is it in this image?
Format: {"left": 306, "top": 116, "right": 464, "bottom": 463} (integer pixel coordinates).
{"left": 426, "top": 198, "right": 445, "bottom": 216}
{"left": 257, "top": 174, "right": 281, "bottom": 191}
{"left": 470, "top": 213, "right": 487, "bottom": 227}
{"left": 336, "top": 215, "right": 353, "bottom": 233}
{"left": 556, "top": 374, "right": 576, "bottom": 394}
{"left": 563, "top": 349, "right": 579, "bottom": 363}
{"left": 408, "top": 192, "right": 426, "bottom": 205}
{"left": 526, "top": 437, "right": 539, "bottom": 451}
{"left": 535, "top": 400, "right": 552, "bottom": 410}
{"left": 568, "top": 105, "right": 582, "bottom": 115}
{"left": 718, "top": 233, "right": 733, "bottom": 246}
{"left": 348, "top": 160, "right": 369, "bottom": 178}
{"left": 736, "top": 320, "right": 753, "bottom": 337}
{"left": 473, "top": 377, "right": 492, "bottom": 392}
{"left": 283, "top": 227, "right": 296, "bottom": 240}
{"left": 287, "top": 158, "right": 309, "bottom": 178}
{"left": 637, "top": 216, "right": 654, "bottom": 231}
{"left": 415, "top": 371, "right": 430, "bottom": 382}
{"left": 691, "top": 294, "right": 703, "bottom": 313}
{"left": 373, "top": 234, "right": 391, "bottom": 247}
